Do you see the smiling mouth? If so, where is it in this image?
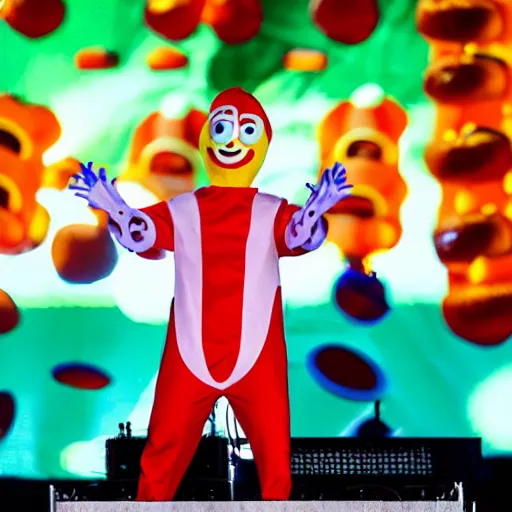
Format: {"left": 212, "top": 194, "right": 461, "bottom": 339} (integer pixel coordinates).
{"left": 207, "top": 147, "right": 255, "bottom": 169}
{"left": 218, "top": 148, "right": 241, "bottom": 157}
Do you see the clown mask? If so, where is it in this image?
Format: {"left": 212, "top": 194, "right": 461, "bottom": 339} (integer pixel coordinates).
{"left": 199, "top": 87, "right": 272, "bottom": 188}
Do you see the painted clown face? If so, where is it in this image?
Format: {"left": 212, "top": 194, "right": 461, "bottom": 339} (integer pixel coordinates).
{"left": 199, "top": 88, "right": 272, "bottom": 188}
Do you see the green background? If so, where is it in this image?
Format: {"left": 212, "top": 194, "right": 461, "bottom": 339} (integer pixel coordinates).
{"left": 1, "top": 0, "right": 511, "bottom": 479}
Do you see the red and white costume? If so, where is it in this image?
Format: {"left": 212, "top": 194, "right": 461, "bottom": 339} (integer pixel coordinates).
{"left": 70, "top": 88, "right": 351, "bottom": 503}
{"left": 136, "top": 186, "right": 312, "bottom": 501}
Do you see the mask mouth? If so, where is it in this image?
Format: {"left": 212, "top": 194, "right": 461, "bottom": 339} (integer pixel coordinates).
{"left": 218, "top": 148, "right": 242, "bottom": 157}
{"left": 207, "top": 145, "right": 253, "bottom": 168}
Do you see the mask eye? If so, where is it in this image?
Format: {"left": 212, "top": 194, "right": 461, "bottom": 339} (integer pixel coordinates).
{"left": 239, "top": 122, "right": 262, "bottom": 146}
{"left": 210, "top": 120, "right": 234, "bottom": 144}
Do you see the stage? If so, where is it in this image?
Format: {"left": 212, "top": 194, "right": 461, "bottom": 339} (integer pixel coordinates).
{"left": 54, "top": 501, "right": 467, "bottom": 512}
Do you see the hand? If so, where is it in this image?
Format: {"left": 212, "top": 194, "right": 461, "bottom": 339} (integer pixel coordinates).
{"left": 69, "top": 162, "right": 157, "bottom": 253}
{"left": 286, "top": 162, "right": 352, "bottom": 249}
{"left": 304, "top": 162, "right": 353, "bottom": 215}
{"left": 69, "top": 161, "right": 126, "bottom": 212}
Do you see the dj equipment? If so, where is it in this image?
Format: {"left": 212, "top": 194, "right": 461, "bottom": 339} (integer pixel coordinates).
{"left": 104, "top": 433, "right": 230, "bottom": 501}
{"left": 234, "top": 437, "right": 481, "bottom": 508}
{"left": 106, "top": 428, "right": 229, "bottom": 482}
{"left": 54, "top": 435, "right": 479, "bottom": 509}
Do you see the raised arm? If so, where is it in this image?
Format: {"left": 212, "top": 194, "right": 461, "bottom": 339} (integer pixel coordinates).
{"left": 284, "top": 162, "right": 352, "bottom": 252}
{"left": 69, "top": 162, "right": 173, "bottom": 254}
{"left": 274, "top": 201, "right": 328, "bottom": 257}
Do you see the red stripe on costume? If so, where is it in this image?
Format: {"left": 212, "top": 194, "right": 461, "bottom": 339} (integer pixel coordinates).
{"left": 196, "top": 186, "right": 258, "bottom": 382}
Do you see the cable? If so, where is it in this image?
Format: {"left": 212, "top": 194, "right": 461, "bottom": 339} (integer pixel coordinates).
{"left": 226, "top": 402, "right": 242, "bottom": 464}
{"left": 226, "top": 403, "right": 236, "bottom": 456}
{"left": 233, "top": 408, "right": 242, "bottom": 453}
{"left": 208, "top": 403, "right": 216, "bottom": 436}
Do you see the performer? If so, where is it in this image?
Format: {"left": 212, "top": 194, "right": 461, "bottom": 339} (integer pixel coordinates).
{"left": 70, "top": 87, "right": 352, "bottom": 501}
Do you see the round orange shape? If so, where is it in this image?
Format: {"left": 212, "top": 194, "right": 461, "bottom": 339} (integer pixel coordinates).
{"left": 0, "top": 0, "right": 65, "bottom": 38}
{"left": 0, "top": 290, "right": 19, "bottom": 334}
{"left": 144, "top": 0, "right": 206, "bottom": 42}
{"left": 416, "top": 0, "right": 503, "bottom": 43}
{"left": 52, "top": 363, "right": 111, "bottom": 390}
{"left": 202, "top": 0, "right": 262, "bottom": 44}
{"left": 443, "top": 285, "right": 512, "bottom": 346}
{"left": 51, "top": 224, "right": 118, "bottom": 284}
{"left": 146, "top": 47, "right": 189, "bottom": 70}
{"left": 283, "top": 49, "right": 328, "bottom": 72}
{"left": 310, "top": 0, "right": 379, "bottom": 45}
{"left": 74, "top": 48, "right": 120, "bottom": 70}
{"left": 0, "top": 391, "right": 15, "bottom": 441}
{"left": 424, "top": 53, "right": 509, "bottom": 104}
{"left": 425, "top": 127, "right": 512, "bottom": 183}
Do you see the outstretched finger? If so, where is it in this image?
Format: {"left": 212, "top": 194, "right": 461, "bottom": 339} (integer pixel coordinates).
{"left": 306, "top": 182, "right": 316, "bottom": 193}
{"left": 334, "top": 170, "right": 347, "bottom": 184}
{"left": 69, "top": 184, "right": 90, "bottom": 192}
{"left": 99, "top": 167, "right": 107, "bottom": 182}
{"left": 334, "top": 169, "right": 347, "bottom": 180}
{"left": 74, "top": 192, "right": 89, "bottom": 200}
{"left": 79, "top": 161, "right": 94, "bottom": 173}
{"left": 334, "top": 164, "right": 346, "bottom": 177}
{"left": 83, "top": 169, "right": 98, "bottom": 186}
{"left": 324, "top": 168, "right": 332, "bottom": 186}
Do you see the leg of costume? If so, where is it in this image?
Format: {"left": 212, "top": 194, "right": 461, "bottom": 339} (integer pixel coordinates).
{"left": 226, "top": 288, "right": 292, "bottom": 501}
{"left": 137, "top": 309, "right": 219, "bottom": 501}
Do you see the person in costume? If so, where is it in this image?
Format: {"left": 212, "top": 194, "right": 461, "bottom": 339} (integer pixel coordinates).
{"left": 69, "top": 87, "right": 352, "bottom": 501}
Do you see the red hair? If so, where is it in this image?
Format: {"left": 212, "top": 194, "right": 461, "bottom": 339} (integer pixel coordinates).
{"left": 209, "top": 87, "right": 272, "bottom": 142}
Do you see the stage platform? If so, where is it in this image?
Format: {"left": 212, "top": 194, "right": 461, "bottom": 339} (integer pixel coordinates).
{"left": 55, "top": 501, "right": 468, "bottom": 512}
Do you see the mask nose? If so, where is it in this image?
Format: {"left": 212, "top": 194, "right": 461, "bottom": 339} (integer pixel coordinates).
{"left": 226, "top": 141, "right": 234, "bottom": 149}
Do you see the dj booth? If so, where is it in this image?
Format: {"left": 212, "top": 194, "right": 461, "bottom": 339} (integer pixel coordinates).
{"left": 49, "top": 436, "right": 480, "bottom": 511}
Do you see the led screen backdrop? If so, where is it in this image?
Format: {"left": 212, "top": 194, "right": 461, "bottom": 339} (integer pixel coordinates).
{"left": 0, "top": 0, "right": 512, "bottom": 479}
